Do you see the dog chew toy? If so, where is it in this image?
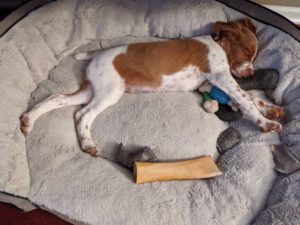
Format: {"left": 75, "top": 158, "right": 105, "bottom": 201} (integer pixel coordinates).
{"left": 117, "top": 143, "right": 158, "bottom": 169}
{"left": 237, "top": 68, "right": 279, "bottom": 101}
{"left": 202, "top": 91, "right": 219, "bottom": 113}
{"left": 216, "top": 127, "right": 242, "bottom": 154}
{"left": 199, "top": 82, "right": 238, "bottom": 113}
{"left": 215, "top": 104, "right": 243, "bottom": 121}
{"left": 236, "top": 69, "right": 279, "bottom": 90}
{"left": 134, "top": 156, "right": 222, "bottom": 184}
{"left": 210, "top": 86, "right": 231, "bottom": 105}
{"left": 116, "top": 144, "right": 222, "bottom": 184}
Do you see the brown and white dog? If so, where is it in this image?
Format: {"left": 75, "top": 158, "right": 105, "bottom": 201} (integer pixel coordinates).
{"left": 20, "top": 18, "right": 284, "bottom": 157}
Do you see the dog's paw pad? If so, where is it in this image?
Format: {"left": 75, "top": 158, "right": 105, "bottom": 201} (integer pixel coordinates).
{"left": 20, "top": 114, "right": 32, "bottom": 135}
{"left": 84, "top": 146, "right": 102, "bottom": 157}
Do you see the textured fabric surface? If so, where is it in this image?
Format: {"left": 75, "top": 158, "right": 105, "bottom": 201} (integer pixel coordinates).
{"left": 0, "top": 0, "right": 299, "bottom": 225}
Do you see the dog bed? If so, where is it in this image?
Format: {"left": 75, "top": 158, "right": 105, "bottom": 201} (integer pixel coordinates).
{"left": 0, "top": 0, "right": 300, "bottom": 224}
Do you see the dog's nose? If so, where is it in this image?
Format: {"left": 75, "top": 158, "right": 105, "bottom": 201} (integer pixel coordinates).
{"left": 246, "top": 68, "right": 254, "bottom": 76}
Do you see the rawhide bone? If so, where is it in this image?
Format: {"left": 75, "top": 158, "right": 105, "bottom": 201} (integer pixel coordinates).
{"left": 134, "top": 156, "right": 222, "bottom": 184}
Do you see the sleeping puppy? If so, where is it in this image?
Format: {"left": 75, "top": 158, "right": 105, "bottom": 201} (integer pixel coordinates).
{"left": 20, "top": 18, "right": 284, "bottom": 157}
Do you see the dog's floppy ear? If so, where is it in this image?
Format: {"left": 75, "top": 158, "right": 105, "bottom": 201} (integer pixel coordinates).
{"left": 213, "top": 21, "right": 239, "bottom": 41}
{"left": 238, "top": 18, "right": 256, "bottom": 35}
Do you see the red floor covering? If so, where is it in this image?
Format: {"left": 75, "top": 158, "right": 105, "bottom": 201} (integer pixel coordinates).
{"left": 0, "top": 202, "right": 71, "bottom": 225}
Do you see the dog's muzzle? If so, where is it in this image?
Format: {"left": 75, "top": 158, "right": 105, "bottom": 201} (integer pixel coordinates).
{"left": 232, "top": 62, "right": 254, "bottom": 77}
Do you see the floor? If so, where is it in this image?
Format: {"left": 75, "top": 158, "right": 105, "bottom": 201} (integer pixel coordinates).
{"left": 0, "top": 202, "right": 71, "bottom": 225}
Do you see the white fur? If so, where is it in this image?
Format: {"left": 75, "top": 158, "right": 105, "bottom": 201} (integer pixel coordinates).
{"left": 21, "top": 35, "right": 282, "bottom": 156}
{"left": 74, "top": 52, "right": 92, "bottom": 60}
{"left": 126, "top": 65, "right": 205, "bottom": 93}
{"left": 74, "top": 50, "right": 99, "bottom": 60}
{"left": 237, "top": 61, "right": 254, "bottom": 72}
{"left": 232, "top": 61, "right": 254, "bottom": 77}
{"left": 21, "top": 87, "right": 93, "bottom": 134}
{"left": 160, "top": 66, "right": 205, "bottom": 91}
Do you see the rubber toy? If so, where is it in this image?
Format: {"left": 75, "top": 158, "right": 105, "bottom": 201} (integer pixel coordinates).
{"left": 198, "top": 82, "right": 238, "bottom": 113}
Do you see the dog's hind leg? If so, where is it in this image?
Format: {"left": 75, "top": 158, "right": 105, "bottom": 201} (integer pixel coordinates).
{"left": 75, "top": 72, "right": 125, "bottom": 157}
{"left": 20, "top": 80, "right": 93, "bottom": 135}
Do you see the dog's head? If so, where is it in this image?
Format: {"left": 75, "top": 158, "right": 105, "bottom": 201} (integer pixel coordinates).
{"left": 213, "top": 18, "right": 257, "bottom": 78}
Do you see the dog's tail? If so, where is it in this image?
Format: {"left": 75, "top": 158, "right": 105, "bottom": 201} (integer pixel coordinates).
{"left": 73, "top": 50, "right": 99, "bottom": 61}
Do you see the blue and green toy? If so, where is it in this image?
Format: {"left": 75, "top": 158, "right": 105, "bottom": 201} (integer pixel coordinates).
{"left": 199, "top": 83, "right": 237, "bottom": 113}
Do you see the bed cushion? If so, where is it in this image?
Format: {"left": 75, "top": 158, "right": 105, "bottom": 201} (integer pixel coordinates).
{"left": 0, "top": 0, "right": 300, "bottom": 224}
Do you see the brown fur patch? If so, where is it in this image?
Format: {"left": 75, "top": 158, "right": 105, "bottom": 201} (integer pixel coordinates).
{"left": 113, "top": 39, "right": 210, "bottom": 88}
{"left": 84, "top": 146, "right": 101, "bottom": 157}
{"left": 266, "top": 109, "right": 278, "bottom": 120}
{"left": 258, "top": 121, "right": 282, "bottom": 133}
{"left": 277, "top": 107, "right": 285, "bottom": 119}
{"left": 265, "top": 122, "right": 281, "bottom": 132}
{"left": 258, "top": 100, "right": 265, "bottom": 107}
{"left": 266, "top": 106, "right": 285, "bottom": 120}
{"left": 20, "top": 115, "right": 30, "bottom": 135}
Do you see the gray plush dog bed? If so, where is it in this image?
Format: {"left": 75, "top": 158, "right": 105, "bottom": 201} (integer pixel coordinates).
{"left": 0, "top": 0, "right": 300, "bottom": 224}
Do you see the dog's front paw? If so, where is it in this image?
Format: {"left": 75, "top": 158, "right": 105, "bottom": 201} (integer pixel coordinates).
{"left": 265, "top": 106, "right": 285, "bottom": 120}
{"left": 20, "top": 113, "right": 33, "bottom": 135}
{"left": 257, "top": 120, "right": 282, "bottom": 133}
{"left": 84, "top": 146, "right": 102, "bottom": 157}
